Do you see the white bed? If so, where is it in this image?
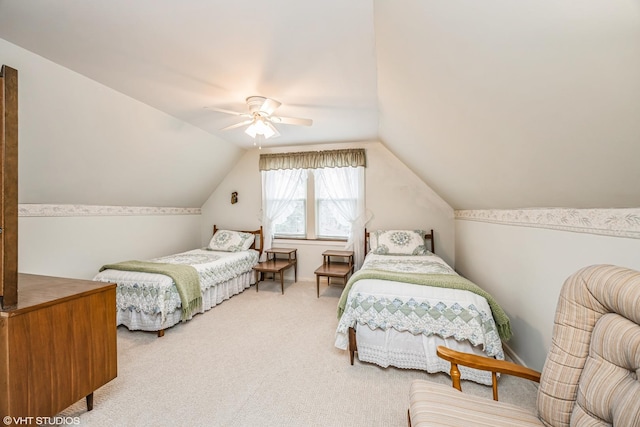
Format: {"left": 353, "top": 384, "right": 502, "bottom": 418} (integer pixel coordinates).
{"left": 94, "top": 226, "right": 262, "bottom": 336}
{"left": 334, "top": 229, "right": 510, "bottom": 385}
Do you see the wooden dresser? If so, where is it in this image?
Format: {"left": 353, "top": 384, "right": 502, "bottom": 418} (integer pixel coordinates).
{"left": 0, "top": 274, "right": 117, "bottom": 417}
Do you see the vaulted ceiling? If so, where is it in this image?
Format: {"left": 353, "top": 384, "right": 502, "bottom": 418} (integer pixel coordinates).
{"left": 1, "top": 0, "right": 639, "bottom": 210}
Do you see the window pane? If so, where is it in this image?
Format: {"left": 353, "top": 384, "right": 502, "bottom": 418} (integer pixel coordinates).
{"left": 274, "top": 200, "right": 306, "bottom": 237}
{"left": 314, "top": 167, "right": 360, "bottom": 240}
{"left": 317, "top": 199, "right": 350, "bottom": 238}
{"left": 268, "top": 170, "right": 307, "bottom": 238}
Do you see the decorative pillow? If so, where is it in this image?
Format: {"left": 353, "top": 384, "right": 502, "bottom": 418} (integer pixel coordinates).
{"left": 370, "top": 229, "right": 429, "bottom": 255}
{"left": 208, "top": 230, "right": 255, "bottom": 252}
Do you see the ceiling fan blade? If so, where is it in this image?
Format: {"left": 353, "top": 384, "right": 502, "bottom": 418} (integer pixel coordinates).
{"left": 205, "top": 106, "right": 250, "bottom": 117}
{"left": 220, "top": 119, "right": 253, "bottom": 131}
{"left": 266, "top": 121, "right": 281, "bottom": 138}
{"left": 271, "top": 116, "right": 313, "bottom": 126}
{"left": 260, "top": 98, "right": 282, "bottom": 116}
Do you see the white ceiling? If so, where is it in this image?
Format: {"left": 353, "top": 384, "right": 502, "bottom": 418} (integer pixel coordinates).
{"left": 0, "top": 0, "right": 379, "bottom": 148}
{"left": 1, "top": 0, "right": 639, "bottom": 210}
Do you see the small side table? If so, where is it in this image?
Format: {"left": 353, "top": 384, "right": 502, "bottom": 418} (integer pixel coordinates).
{"left": 252, "top": 247, "right": 297, "bottom": 294}
{"left": 314, "top": 250, "right": 354, "bottom": 298}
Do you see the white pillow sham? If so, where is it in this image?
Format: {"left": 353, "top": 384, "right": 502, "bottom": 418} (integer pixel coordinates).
{"left": 370, "top": 229, "right": 429, "bottom": 256}
{"left": 208, "top": 230, "right": 255, "bottom": 252}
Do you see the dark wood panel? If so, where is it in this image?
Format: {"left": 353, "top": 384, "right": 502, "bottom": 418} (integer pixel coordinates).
{"left": 0, "top": 318, "right": 9, "bottom": 412}
{"left": 0, "top": 67, "right": 4, "bottom": 300}
{"left": 1, "top": 65, "right": 19, "bottom": 309}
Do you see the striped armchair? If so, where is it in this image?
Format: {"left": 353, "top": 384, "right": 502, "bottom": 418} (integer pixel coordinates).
{"left": 408, "top": 264, "right": 640, "bottom": 427}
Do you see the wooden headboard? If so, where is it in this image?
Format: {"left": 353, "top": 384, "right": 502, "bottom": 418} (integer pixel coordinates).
{"left": 364, "top": 229, "right": 435, "bottom": 255}
{"left": 212, "top": 225, "right": 264, "bottom": 257}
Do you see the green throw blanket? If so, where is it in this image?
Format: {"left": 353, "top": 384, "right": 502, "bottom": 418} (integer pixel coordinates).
{"left": 337, "top": 269, "right": 512, "bottom": 341}
{"left": 100, "top": 260, "right": 202, "bottom": 321}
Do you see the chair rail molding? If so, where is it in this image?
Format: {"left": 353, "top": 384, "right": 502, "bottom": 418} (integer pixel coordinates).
{"left": 18, "top": 204, "right": 201, "bottom": 217}
{"left": 455, "top": 208, "right": 640, "bottom": 239}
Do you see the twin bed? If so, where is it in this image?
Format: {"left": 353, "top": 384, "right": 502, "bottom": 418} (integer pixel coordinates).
{"left": 94, "top": 226, "right": 263, "bottom": 337}
{"left": 335, "top": 229, "right": 511, "bottom": 385}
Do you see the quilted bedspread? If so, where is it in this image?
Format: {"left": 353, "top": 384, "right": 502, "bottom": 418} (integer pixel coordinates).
{"left": 94, "top": 248, "right": 259, "bottom": 322}
{"left": 335, "top": 253, "right": 508, "bottom": 358}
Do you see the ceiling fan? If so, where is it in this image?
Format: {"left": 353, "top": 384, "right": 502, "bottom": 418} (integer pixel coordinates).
{"left": 207, "top": 96, "right": 313, "bottom": 140}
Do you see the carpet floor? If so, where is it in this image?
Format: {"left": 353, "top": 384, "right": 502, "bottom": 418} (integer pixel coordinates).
{"left": 55, "top": 279, "right": 538, "bottom": 426}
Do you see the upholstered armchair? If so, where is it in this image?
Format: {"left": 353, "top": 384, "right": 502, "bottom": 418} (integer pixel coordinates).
{"left": 408, "top": 264, "right": 640, "bottom": 427}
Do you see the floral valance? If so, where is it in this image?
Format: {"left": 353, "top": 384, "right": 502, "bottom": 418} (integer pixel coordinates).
{"left": 259, "top": 148, "right": 366, "bottom": 171}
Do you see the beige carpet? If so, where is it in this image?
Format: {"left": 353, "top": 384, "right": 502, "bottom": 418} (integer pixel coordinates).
{"left": 56, "top": 279, "right": 538, "bottom": 426}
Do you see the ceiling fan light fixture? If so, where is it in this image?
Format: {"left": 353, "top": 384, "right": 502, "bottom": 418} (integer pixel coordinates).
{"left": 211, "top": 95, "right": 311, "bottom": 143}
{"left": 244, "top": 124, "right": 257, "bottom": 138}
{"left": 245, "top": 117, "right": 275, "bottom": 139}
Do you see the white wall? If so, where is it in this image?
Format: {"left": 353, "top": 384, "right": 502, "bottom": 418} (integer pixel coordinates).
{"left": 0, "top": 37, "right": 243, "bottom": 208}
{"left": 19, "top": 211, "right": 201, "bottom": 280}
{"left": 455, "top": 215, "right": 640, "bottom": 371}
{"left": 201, "top": 141, "right": 455, "bottom": 281}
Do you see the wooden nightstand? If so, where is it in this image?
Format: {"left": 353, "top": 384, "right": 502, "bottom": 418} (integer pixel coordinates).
{"left": 253, "top": 247, "right": 297, "bottom": 294}
{"left": 314, "top": 250, "right": 354, "bottom": 298}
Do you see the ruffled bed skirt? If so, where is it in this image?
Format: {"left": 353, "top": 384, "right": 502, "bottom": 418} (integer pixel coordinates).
{"left": 355, "top": 325, "right": 495, "bottom": 385}
{"left": 117, "top": 270, "right": 254, "bottom": 333}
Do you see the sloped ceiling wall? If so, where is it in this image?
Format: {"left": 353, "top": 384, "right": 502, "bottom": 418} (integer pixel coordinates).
{"left": 1, "top": 38, "right": 244, "bottom": 208}
{"left": 1, "top": 1, "right": 639, "bottom": 210}
{"left": 374, "top": 0, "right": 640, "bottom": 210}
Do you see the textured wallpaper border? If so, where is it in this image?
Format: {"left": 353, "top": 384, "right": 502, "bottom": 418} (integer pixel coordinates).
{"left": 18, "top": 204, "right": 201, "bottom": 217}
{"left": 455, "top": 208, "right": 640, "bottom": 239}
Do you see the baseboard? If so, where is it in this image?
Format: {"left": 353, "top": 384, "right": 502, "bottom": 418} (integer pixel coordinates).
{"left": 502, "top": 342, "right": 528, "bottom": 367}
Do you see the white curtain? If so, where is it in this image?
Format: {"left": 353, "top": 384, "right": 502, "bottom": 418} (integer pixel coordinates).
{"left": 261, "top": 168, "right": 306, "bottom": 260}
{"left": 314, "top": 166, "right": 367, "bottom": 270}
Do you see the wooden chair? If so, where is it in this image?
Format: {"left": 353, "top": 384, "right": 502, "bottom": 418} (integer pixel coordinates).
{"left": 408, "top": 264, "right": 640, "bottom": 426}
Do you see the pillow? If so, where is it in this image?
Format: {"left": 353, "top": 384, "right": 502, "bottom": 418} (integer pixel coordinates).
{"left": 370, "top": 229, "right": 429, "bottom": 255}
{"left": 208, "top": 230, "right": 255, "bottom": 252}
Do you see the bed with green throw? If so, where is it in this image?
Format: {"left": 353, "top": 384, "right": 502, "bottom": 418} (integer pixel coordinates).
{"left": 335, "top": 229, "right": 511, "bottom": 385}
{"left": 94, "top": 227, "right": 262, "bottom": 336}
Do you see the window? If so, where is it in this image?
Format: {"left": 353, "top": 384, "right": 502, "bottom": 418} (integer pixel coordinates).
{"left": 260, "top": 148, "right": 367, "bottom": 268}
{"left": 269, "top": 167, "right": 361, "bottom": 240}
